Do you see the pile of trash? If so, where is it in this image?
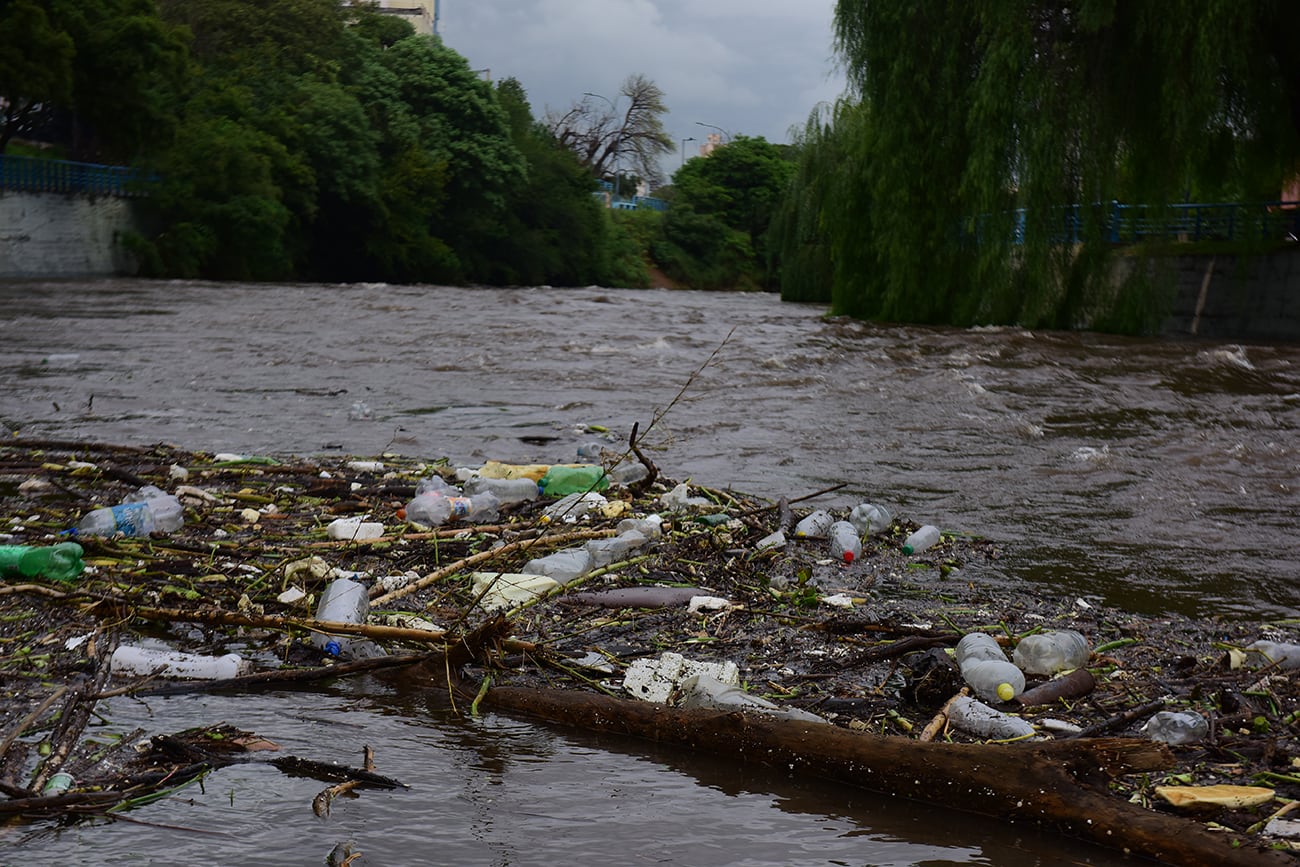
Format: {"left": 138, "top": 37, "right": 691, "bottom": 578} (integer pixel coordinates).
{"left": 1, "top": 438, "right": 1299, "bottom": 856}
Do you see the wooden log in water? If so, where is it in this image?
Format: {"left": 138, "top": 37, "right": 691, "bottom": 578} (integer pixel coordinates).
{"left": 474, "top": 684, "right": 1291, "bottom": 867}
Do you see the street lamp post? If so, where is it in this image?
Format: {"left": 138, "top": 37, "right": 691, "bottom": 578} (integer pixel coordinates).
{"left": 681, "top": 136, "right": 696, "bottom": 168}
{"left": 694, "top": 121, "right": 731, "bottom": 144}
{"left": 584, "top": 91, "right": 621, "bottom": 200}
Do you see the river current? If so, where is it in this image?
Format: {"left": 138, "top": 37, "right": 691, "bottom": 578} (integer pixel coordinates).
{"left": 1, "top": 279, "right": 1297, "bottom": 865}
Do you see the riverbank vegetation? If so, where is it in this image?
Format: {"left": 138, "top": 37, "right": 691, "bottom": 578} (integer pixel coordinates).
{"left": 3, "top": 2, "right": 1297, "bottom": 331}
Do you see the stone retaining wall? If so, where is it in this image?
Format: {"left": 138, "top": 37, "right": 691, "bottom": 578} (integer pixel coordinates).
{"left": 0, "top": 190, "right": 139, "bottom": 279}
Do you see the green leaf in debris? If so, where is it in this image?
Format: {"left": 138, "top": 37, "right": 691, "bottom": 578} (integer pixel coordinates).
{"left": 162, "top": 585, "right": 202, "bottom": 601}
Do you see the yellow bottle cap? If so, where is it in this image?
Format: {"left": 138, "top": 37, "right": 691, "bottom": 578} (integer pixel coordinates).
{"left": 996, "top": 682, "right": 1016, "bottom": 701}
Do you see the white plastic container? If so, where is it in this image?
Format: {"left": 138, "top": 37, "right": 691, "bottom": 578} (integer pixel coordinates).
{"left": 1013, "top": 630, "right": 1090, "bottom": 675}
{"left": 793, "top": 510, "right": 835, "bottom": 538}
{"left": 849, "top": 503, "right": 892, "bottom": 536}
{"left": 326, "top": 517, "right": 385, "bottom": 541}
{"left": 616, "top": 514, "right": 664, "bottom": 541}
{"left": 541, "top": 492, "right": 607, "bottom": 523}
{"left": 676, "top": 674, "right": 827, "bottom": 724}
{"left": 828, "top": 520, "right": 862, "bottom": 564}
{"left": 111, "top": 645, "right": 248, "bottom": 680}
{"left": 902, "top": 524, "right": 940, "bottom": 554}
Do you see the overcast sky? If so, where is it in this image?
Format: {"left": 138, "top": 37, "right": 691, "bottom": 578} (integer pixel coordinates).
{"left": 439, "top": 0, "right": 847, "bottom": 177}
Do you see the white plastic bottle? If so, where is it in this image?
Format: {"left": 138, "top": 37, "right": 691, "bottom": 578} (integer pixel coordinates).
{"left": 828, "top": 521, "right": 862, "bottom": 564}
{"left": 607, "top": 462, "right": 650, "bottom": 486}
{"left": 849, "top": 503, "right": 892, "bottom": 536}
{"left": 793, "top": 510, "right": 835, "bottom": 538}
{"left": 1013, "top": 630, "right": 1090, "bottom": 675}
{"left": 902, "top": 524, "right": 940, "bottom": 554}
{"left": 462, "top": 476, "right": 538, "bottom": 505}
{"left": 586, "top": 530, "right": 649, "bottom": 568}
{"left": 111, "top": 645, "right": 248, "bottom": 679}
{"left": 312, "top": 577, "right": 385, "bottom": 659}
{"left": 616, "top": 514, "right": 664, "bottom": 541}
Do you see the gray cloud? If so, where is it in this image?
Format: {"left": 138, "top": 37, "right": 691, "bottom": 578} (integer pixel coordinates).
{"left": 439, "top": 0, "right": 846, "bottom": 176}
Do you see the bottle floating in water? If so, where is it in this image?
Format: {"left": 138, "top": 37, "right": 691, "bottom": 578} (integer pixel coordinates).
{"left": 849, "top": 503, "right": 892, "bottom": 536}
{"left": 312, "top": 577, "right": 385, "bottom": 660}
{"left": 793, "top": 510, "right": 835, "bottom": 538}
{"left": 955, "top": 632, "right": 1024, "bottom": 701}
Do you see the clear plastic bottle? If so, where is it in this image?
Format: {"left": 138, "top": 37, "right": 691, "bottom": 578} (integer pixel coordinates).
{"left": 414, "top": 476, "right": 458, "bottom": 497}
{"left": 576, "top": 442, "right": 606, "bottom": 460}
{"left": 77, "top": 485, "right": 184, "bottom": 537}
{"left": 793, "top": 510, "right": 835, "bottom": 538}
{"left": 541, "top": 492, "right": 607, "bottom": 523}
{"left": 828, "top": 520, "right": 862, "bottom": 564}
{"left": 902, "top": 524, "right": 940, "bottom": 554}
{"left": 849, "top": 503, "right": 892, "bottom": 537}
{"left": 538, "top": 465, "right": 609, "bottom": 496}
{"left": 0, "top": 542, "right": 85, "bottom": 582}
{"left": 1245, "top": 639, "right": 1300, "bottom": 670}
{"left": 404, "top": 492, "right": 499, "bottom": 527}
{"left": 312, "top": 577, "right": 385, "bottom": 659}
{"left": 462, "top": 476, "right": 539, "bottom": 505}
{"left": 956, "top": 633, "right": 1024, "bottom": 701}
{"left": 1013, "top": 630, "right": 1090, "bottom": 675}
{"left": 616, "top": 514, "right": 664, "bottom": 541}
{"left": 607, "top": 462, "right": 649, "bottom": 486}
{"left": 586, "top": 530, "right": 649, "bottom": 568}
{"left": 946, "top": 694, "right": 1036, "bottom": 739}
{"left": 521, "top": 548, "right": 593, "bottom": 585}
{"left": 1142, "top": 710, "right": 1208, "bottom": 745}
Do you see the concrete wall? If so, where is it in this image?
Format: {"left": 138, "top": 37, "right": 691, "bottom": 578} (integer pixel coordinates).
{"left": 0, "top": 190, "right": 139, "bottom": 279}
{"left": 1158, "top": 248, "right": 1300, "bottom": 341}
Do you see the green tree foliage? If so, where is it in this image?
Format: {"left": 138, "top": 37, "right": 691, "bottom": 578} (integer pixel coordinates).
{"left": 657, "top": 135, "right": 794, "bottom": 290}
{"left": 829, "top": 1, "right": 1300, "bottom": 332}
{"left": 0, "top": 0, "right": 188, "bottom": 160}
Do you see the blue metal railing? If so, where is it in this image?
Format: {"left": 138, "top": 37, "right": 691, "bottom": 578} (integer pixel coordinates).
{"left": 0, "top": 154, "right": 151, "bottom": 197}
{"left": 1005, "top": 200, "right": 1300, "bottom": 246}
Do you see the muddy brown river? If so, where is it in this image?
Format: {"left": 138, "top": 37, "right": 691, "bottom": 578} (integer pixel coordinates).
{"left": 1, "top": 278, "right": 1297, "bottom": 865}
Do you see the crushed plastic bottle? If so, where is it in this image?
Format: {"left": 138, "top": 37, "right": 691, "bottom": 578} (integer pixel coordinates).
{"left": 955, "top": 632, "right": 1024, "bottom": 701}
{"left": 542, "top": 492, "right": 607, "bottom": 523}
{"left": 849, "top": 503, "right": 892, "bottom": 537}
{"left": 828, "top": 520, "right": 862, "bottom": 563}
{"left": 946, "top": 695, "right": 1036, "bottom": 739}
{"left": 1143, "top": 710, "right": 1208, "bottom": 745}
{"left": 1013, "top": 630, "right": 1090, "bottom": 676}
{"left": 902, "top": 524, "right": 940, "bottom": 554}
{"left": 312, "top": 577, "right": 385, "bottom": 660}
{"left": 676, "top": 673, "right": 827, "bottom": 724}
{"left": 538, "top": 464, "right": 609, "bottom": 496}
{"left": 0, "top": 542, "right": 85, "bottom": 582}
{"left": 793, "top": 510, "right": 835, "bottom": 538}
{"left": 616, "top": 514, "right": 664, "bottom": 540}
{"left": 607, "top": 461, "right": 649, "bottom": 486}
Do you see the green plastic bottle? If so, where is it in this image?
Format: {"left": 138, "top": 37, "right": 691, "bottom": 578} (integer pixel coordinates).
{"left": 0, "top": 542, "right": 85, "bottom": 582}
{"left": 538, "top": 465, "right": 609, "bottom": 497}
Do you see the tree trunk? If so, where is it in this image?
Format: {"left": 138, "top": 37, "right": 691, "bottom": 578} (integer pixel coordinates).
{"left": 475, "top": 685, "right": 1291, "bottom": 867}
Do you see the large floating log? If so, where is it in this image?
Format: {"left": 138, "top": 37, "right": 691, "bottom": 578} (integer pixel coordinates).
{"left": 475, "top": 684, "right": 1291, "bottom": 867}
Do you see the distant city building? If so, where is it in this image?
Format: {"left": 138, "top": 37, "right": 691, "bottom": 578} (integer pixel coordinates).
{"left": 699, "top": 133, "right": 723, "bottom": 157}
{"left": 357, "top": 0, "right": 439, "bottom": 36}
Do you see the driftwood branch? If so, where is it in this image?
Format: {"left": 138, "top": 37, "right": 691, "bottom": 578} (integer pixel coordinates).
{"left": 461, "top": 684, "right": 1290, "bottom": 867}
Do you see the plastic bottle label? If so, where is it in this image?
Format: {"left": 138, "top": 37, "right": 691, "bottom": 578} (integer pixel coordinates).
{"left": 112, "top": 502, "right": 151, "bottom": 535}
{"left": 447, "top": 497, "right": 472, "bottom": 518}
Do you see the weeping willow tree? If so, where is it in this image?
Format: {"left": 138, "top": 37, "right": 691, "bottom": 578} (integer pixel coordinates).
{"left": 821, "top": 1, "right": 1300, "bottom": 332}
